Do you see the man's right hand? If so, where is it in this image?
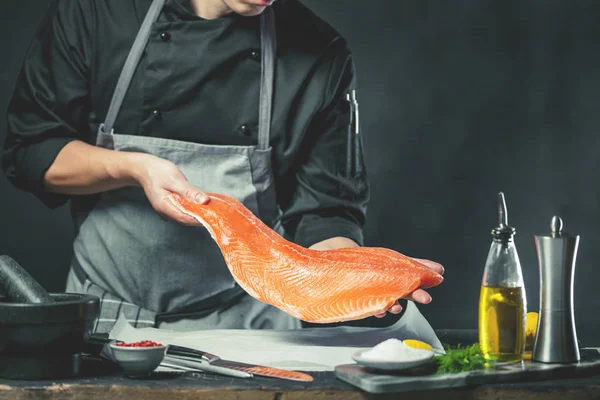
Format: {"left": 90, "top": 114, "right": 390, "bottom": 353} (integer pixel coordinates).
{"left": 130, "top": 153, "right": 209, "bottom": 226}
{"left": 44, "top": 140, "right": 209, "bottom": 226}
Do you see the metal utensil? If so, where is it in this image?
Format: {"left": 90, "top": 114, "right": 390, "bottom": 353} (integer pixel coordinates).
{"left": 167, "top": 344, "right": 314, "bottom": 382}
{"left": 162, "top": 355, "right": 253, "bottom": 379}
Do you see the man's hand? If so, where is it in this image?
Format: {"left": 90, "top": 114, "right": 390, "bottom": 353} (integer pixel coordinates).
{"left": 374, "top": 258, "right": 444, "bottom": 318}
{"left": 309, "top": 237, "right": 445, "bottom": 318}
{"left": 130, "top": 153, "right": 209, "bottom": 226}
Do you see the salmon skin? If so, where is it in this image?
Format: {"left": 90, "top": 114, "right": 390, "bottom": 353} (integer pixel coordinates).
{"left": 168, "top": 193, "right": 443, "bottom": 323}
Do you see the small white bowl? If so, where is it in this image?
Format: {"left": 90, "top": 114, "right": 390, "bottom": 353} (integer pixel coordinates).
{"left": 109, "top": 342, "right": 167, "bottom": 377}
{"left": 352, "top": 348, "right": 435, "bottom": 371}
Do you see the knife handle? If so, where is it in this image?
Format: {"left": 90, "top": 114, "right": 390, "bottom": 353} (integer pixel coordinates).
{"left": 162, "top": 357, "right": 252, "bottom": 379}
{"left": 167, "top": 344, "right": 221, "bottom": 363}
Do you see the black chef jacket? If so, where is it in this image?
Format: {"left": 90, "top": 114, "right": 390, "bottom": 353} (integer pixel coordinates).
{"left": 2, "top": 0, "right": 370, "bottom": 248}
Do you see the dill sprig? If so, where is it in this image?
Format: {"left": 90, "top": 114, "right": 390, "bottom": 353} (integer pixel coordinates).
{"left": 435, "top": 343, "right": 494, "bottom": 374}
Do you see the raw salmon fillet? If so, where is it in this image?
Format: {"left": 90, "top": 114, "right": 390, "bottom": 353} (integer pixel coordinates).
{"left": 169, "top": 193, "right": 443, "bottom": 323}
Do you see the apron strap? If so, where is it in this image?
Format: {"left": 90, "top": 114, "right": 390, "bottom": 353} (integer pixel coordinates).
{"left": 258, "top": 7, "right": 276, "bottom": 151}
{"left": 101, "top": 0, "right": 166, "bottom": 135}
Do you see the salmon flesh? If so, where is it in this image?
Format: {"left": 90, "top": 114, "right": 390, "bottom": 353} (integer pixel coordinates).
{"left": 168, "top": 193, "right": 443, "bottom": 323}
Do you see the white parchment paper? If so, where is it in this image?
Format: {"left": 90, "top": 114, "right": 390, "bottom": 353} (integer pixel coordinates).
{"left": 109, "top": 301, "right": 444, "bottom": 371}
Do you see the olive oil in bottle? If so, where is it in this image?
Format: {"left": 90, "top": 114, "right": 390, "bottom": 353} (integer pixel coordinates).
{"left": 479, "top": 286, "right": 526, "bottom": 361}
{"left": 478, "top": 193, "right": 527, "bottom": 363}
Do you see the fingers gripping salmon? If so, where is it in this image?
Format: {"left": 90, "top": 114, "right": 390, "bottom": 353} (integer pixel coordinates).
{"left": 168, "top": 193, "right": 443, "bottom": 323}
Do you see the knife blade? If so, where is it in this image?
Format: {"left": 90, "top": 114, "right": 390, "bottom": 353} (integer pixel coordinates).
{"left": 210, "top": 359, "right": 314, "bottom": 382}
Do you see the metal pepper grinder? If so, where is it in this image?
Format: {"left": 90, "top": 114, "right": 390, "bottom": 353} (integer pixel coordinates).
{"left": 532, "top": 216, "right": 580, "bottom": 363}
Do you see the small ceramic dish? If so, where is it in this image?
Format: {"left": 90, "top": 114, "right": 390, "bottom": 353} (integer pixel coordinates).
{"left": 352, "top": 348, "right": 435, "bottom": 371}
{"left": 109, "top": 342, "right": 167, "bottom": 377}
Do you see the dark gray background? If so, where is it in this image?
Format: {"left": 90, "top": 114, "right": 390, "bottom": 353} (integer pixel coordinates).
{"left": 1, "top": 0, "right": 598, "bottom": 344}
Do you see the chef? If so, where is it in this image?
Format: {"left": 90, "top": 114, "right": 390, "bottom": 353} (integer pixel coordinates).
{"left": 2, "top": 0, "right": 444, "bottom": 333}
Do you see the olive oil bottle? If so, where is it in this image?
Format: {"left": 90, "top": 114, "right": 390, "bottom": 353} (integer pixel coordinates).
{"left": 479, "top": 192, "right": 527, "bottom": 363}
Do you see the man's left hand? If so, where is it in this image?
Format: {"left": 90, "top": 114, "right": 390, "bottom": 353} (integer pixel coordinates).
{"left": 309, "top": 237, "right": 444, "bottom": 319}
{"left": 374, "top": 258, "right": 444, "bottom": 318}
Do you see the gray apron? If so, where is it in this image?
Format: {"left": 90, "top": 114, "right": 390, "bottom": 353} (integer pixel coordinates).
{"left": 65, "top": 0, "right": 301, "bottom": 333}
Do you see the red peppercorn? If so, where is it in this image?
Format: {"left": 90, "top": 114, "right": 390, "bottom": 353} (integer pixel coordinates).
{"left": 115, "top": 340, "right": 163, "bottom": 347}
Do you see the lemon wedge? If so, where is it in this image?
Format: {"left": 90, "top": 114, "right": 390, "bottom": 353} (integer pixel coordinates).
{"left": 403, "top": 339, "right": 433, "bottom": 351}
{"left": 525, "top": 312, "right": 539, "bottom": 351}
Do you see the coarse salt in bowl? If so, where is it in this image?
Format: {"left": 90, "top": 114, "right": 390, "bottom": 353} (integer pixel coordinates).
{"left": 353, "top": 339, "right": 435, "bottom": 370}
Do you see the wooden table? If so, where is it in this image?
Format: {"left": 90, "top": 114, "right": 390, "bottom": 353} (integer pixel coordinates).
{"left": 1, "top": 356, "right": 599, "bottom": 400}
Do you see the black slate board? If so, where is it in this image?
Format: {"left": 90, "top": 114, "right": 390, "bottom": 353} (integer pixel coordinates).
{"left": 335, "top": 348, "right": 600, "bottom": 394}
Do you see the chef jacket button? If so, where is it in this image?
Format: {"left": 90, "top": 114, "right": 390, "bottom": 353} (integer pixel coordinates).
{"left": 152, "top": 109, "right": 162, "bottom": 119}
{"left": 160, "top": 31, "right": 171, "bottom": 42}
{"left": 239, "top": 124, "right": 251, "bottom": 136}
{"left": 250, "top": 50, "right": 260, "bottom": 61}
